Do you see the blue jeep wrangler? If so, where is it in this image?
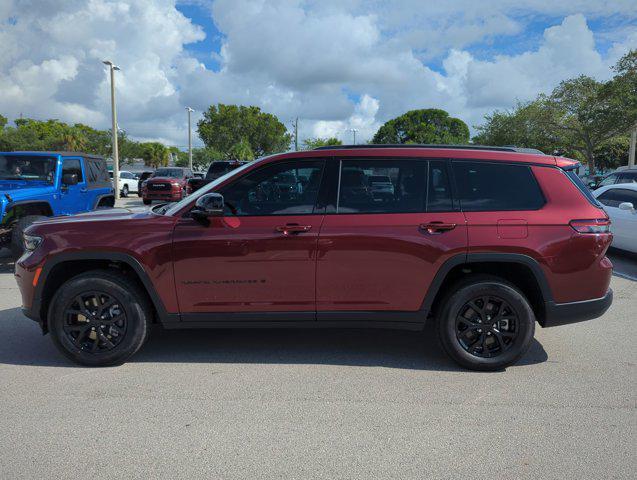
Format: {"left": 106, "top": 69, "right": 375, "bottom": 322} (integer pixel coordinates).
{"left": 0, "top": 151, "right": 115, "bottom": 255}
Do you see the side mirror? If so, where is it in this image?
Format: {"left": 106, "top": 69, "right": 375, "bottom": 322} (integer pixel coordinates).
{"left": 62, "top": 173, "right": 78, "bottom": 186}
{"left": 191, "top": 193, "right": 224, "bottom": 222}
{"left": 618, "top": 202, "right": 635, "bottom": 212}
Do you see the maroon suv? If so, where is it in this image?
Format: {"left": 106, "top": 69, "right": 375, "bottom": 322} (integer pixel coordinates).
{"left": 15, "top": 145, "right": 613, "bottom": 370}
{"left": 142, "top": 167, "right": 193, "bottom": 205}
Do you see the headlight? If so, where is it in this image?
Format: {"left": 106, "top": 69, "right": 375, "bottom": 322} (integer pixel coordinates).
{"left": 23, "top": 234, "right": 43, "bottom": 252}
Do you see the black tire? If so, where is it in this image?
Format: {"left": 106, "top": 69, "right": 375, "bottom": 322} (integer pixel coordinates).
{"left": 121, "top": 185, "right": 129, "bottom": 198}
{"left": 10, "top": 215, "right": 47, "bottom": 257}
{"left": 143, "top": 199, "right": 151, "bottom": 205}
{"left": 436, "top": 275, "right": 535, "bottom": 371}
{"left": 48, "top": 269, "right": 151, "bottom": 366}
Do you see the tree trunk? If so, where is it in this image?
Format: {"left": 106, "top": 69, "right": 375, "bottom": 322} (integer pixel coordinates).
{"left": 586, "top": 150, "right": 596, "bottom": 175}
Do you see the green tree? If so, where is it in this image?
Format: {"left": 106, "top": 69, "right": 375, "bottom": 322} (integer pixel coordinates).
{"left": 0, "top": 114, "right": 7, "bottom": 129}
{"left": 139, "top": 142, "right": 169, "bottom": 168}
{"left": 174, "top": 147, "right": 224, "bottom": 170}
{"left": 594, "top": 136, "right": 631, "bottom": 172}
{"left": 228, "top": 138, "right": 255, "bottom": 160}
{"left": 474, "top": 50, "right": 637, "bottom": 173}
{"left": 302, "top": 137, "right": 342, "bottom": 149}
{"left": 197, "top": 104, "right": 291, "bottom": 158}
{"left": 372, "top": 109, "right": 470, "bottom": 145}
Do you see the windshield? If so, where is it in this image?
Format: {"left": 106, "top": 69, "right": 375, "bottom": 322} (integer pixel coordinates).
{"left": 154, "top": 168, "right": 183, "bottom": 178}
{"left": 165, "top": 159, "right": 259, "bottom": 216}
{"left": 0, "top": 155, "right": 57, "bottom": 182}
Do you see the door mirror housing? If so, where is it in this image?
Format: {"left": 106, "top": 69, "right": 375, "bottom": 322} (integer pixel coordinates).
{"left": 191, "top": 193, "right": 224, "bottom": 221}
{"left": 618, "top": 201, "right": 635, "bottom": 212}
{"left": 62, "top": 173, "right": 78, "bottom": 186}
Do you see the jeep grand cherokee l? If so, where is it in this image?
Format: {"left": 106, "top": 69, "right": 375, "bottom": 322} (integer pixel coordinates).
{"left": 15, "top": 145, "right": 613, "bottom": 370}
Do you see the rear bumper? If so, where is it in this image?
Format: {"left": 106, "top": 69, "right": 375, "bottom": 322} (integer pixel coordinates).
{"left": 542, "top": 289, "right": 613, "bottom": 327}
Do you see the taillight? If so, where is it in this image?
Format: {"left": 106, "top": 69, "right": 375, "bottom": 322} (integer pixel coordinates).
{"left": 569, "top": 219, "right": 611, "bottom": 234}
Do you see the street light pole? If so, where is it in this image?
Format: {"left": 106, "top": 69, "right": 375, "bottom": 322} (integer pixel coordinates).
{"left": 186, "top": 107, "right": 194, "bottom": 171}
{"left": 629, "top": 123, "right": 636, "bottom": 168}
{"left": 103, "top": 60, "right": 121, "bottom": 200}
{"left": 350, "top": 128, "right": 359, "bottom": 145}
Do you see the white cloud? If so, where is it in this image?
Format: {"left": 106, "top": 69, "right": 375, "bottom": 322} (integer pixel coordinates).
{"left": 0, "top": 0, "right": 635, "bottom": 149}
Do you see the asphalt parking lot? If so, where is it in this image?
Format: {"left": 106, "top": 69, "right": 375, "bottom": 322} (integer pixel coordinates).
{"left": 0, "top": 200, "right": 635, "bottom": 479}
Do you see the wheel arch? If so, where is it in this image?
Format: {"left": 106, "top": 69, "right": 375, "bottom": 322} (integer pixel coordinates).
{"left": 94, "top": 194, "right": 115, "bottom": 208}
{"left": 35, "top": 251, "right": 175, "bottom": 332}
{"left": 423, "top": 253, "right": 553, "bottom": 325}
{"left": 4, "top": 201, "right": 54, "bottom": 223}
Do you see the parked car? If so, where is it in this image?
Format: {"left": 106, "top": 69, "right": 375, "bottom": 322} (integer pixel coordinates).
{"left": 591, "top": 167, "right": 637, "bottom": 189}
{"left": 141, "top": 167, "right": 193, "bottom": 205}
{"left": 187, "top": 160, "right": 247, "bottom": 194}
{"left": 109, "top": 170, "right": 138, "bottom": 197}
{"left": 368, "top": 174, "right": 395, "bottom": 201}
{"left": 594, "top": 183, "right": 637, "bottom": 253}
{"left": 0, "top": 151, "right": 114, "bottom": 255}
{"left": 136, "top": 171, "right": 154, "bottom": 197}
{"left": 16, "top": 145, "right": 613, "bottom": 370}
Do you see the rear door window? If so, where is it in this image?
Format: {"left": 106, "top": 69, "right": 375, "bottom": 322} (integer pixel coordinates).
{"left": 452, "top": 161, "right": 545, "bottom": 211}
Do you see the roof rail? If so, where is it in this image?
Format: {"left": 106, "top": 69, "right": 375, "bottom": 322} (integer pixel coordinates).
{"left": 313, "top": 144, "right": 545, "bottom": 154}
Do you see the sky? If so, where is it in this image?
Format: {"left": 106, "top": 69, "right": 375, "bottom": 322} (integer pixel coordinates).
{"left": 0, "top": 0, "right": 635, "bottom": 149}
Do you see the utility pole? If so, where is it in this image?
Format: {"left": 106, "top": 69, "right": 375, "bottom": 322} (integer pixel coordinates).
{"left": 103, "top": 60, "right": 121, "bottom": 200}
{"left": 629, "top": 123, "right": 636, "bottom": 168}
{"left": 350, "top": 128, "right": 358, "bottom": 145}
{"left": 294, "top": 117, "right": 299, "bottom": 151}
{"left": 186, "top": 107, "right": 194, "bottom": 171}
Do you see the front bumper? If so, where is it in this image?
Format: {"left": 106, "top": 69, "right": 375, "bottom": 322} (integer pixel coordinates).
{"left": 143, "top": 190, "right": 182, "bottom": 201}
{"left": 542, "top": 289, "right": 613, "bottom": 327}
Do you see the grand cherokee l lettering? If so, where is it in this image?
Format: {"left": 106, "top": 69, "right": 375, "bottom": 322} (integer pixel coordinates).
{"left": 15, "top": 145, "right": 613, "bottom": 370}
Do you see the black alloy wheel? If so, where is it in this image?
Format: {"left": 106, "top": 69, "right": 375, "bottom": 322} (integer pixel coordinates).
{"left": 63, "top": 291, "right": 128, "bottom": 353}
{"left": 49, "top": 269, "right": 150, "bottom": 366}
{"left": 455, "top": 295, "right": 518, "bottom": 358}
{"left": 436, "top": 275, "right": 535, "bottom": 371}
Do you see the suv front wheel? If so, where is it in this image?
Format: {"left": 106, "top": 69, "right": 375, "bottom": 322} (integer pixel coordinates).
{"left": 436, "top": 275, "right": 535, "bottom": 371}
{"left": 49, "top": 270, "right": 150, "bottom": 366}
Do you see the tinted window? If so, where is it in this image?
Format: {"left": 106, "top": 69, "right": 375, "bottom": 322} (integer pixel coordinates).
{"left": 154, "top": 168, "right": 183, "bottom": 178}
{"left": 428, "top": 161, "right": 453, "bottom": 212}
{"left": 0, "top": 155, "right": 56, "bottom": 183}
{"left": 337, "top": 159, "right": 428, "bottom": 214}
{"left": 598, "top": 174, "right": 617, "bottom": 187}
{"left": 85, "top": 159, "right": 109, "bottom": 184}
{"left": 453, "top": 161, "right": 545, "bottom": 211}
{"left": 597, "top": 188, "right": 637, "bottom": 208}
{"left": 62, "top": 159, "right": 83, "bottom": 182}
{"left": 220, "top": 160, "right": 324, "bottom": 216}
{"left": 617, "top": 172, "right": 637, "bottom": 184}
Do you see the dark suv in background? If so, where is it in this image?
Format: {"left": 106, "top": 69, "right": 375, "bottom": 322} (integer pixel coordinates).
{"left": 15, "top": 145, "right": 613, "bottom": 370}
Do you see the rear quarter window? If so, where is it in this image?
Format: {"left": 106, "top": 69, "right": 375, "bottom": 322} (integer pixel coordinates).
{"left": 85, "top": 159, "right": 110, "bottom": 185}
{"left": 452, "top": 161, "right": 545, "bottom": 211}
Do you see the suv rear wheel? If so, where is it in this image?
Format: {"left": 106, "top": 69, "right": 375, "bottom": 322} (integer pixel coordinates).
{"left": 436, "top": 275, "right": 535, "bottom": 371}
{"left": 48, "top": 270, "right": 150, "bottom": 366}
